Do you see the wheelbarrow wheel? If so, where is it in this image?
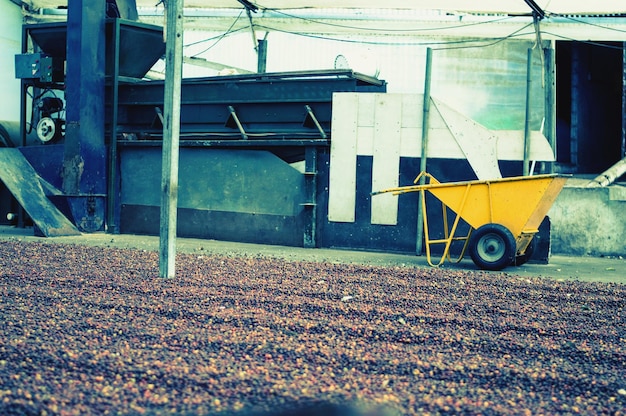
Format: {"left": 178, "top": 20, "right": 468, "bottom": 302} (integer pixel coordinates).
{"left": 469, "top": 223, "right": 516, "bottom": 271}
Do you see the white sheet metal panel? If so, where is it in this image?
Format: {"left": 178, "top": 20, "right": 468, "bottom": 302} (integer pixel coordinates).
{"left": 356, "top": 94, "right": 464, "bottom": 159}
{"left": 328, "top": 92, "right": 359, "bottom": 222}
{"left": 348, "top": 94, "right": 555, "bottom": 163}
{"left": 495, "top": 130, "right": 556, "bottom": 161}
{"left": 371, "top": 94, "right": 401, "bottom": 225}
{"left": 0, "top": 1, "right": 23, "bottom": 122}
{"left": 432, "top": 98, "right": 502, "bottom": 180}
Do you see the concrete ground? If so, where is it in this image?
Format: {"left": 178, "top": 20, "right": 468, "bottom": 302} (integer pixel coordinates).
{"left": 0, "top": 225, "right": 624, "bottom": 284}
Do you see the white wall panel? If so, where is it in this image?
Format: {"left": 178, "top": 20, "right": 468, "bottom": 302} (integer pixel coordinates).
{"left": 328, "top": 93, "right": 358, "bottom": 222}
{"left": 371, "top": 94, "right": 401, "bottom": 225}
{"left": 0, "top": 2, "right": 23, "bottom": 122}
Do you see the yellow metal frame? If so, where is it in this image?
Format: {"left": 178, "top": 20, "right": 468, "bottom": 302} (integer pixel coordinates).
{"left": 373, "top": 171, "right": 569, "bottom": 267}
{"left": 415, "top": 172, "right": 472, "bottom": 266}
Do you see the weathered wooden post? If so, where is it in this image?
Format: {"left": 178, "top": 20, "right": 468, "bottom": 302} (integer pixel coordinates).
{"left": 159, "top": 0, "right": 184, "bottom": 278}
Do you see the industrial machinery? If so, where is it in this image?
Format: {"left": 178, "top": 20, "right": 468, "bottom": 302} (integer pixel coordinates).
{"left": 8, "top": 16, "right": 388, "bottom": 249}
{"left": 6, "top": 8, "right": 553, "bottom": 258}
{"left": 15, "top": 20, "right": 166, "bottom": 146}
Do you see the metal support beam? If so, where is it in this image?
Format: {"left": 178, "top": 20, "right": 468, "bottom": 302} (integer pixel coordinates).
{"left": 304, "top": 105, "right": 327, "bottom": 139}
{"left": 622, "top": 41, "right": 626, "bottom": 159}
{"left": 107, "top": 19, "right": 122, "bottom": 234}
{"left": 257, "top": 37, "right": 267, "bottom": 73}
{"left": 63, "top": 0, "right": 107, "bottom": 231}
{"left": 416, "top": 47, "right": 432, "bottom": 255}
{"left": 523, "top": 48, "right": 533, "bottom": 176}
{"left": 570, "top": 46, "right": 581, "bottom": 168}
{"left": 544, "top": 42, "right": 556, "bottom": 174}
{"left": 159, "top": 0, "right": 184, "bottom": 278}
{"left": 112, "top": 0, "right": 139, "bottom": 20}
{"left": 226, "top": 106, "right": 248, "bottom": 139}
{"left": 303, "top": 146, "right": 317, "bottom": 248}
{"left": 522, "top": 0, "right": 545, "bottom": 19}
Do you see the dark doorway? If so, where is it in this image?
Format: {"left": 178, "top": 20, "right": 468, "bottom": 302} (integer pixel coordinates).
{"left": 556, "top": 41, "right": 623, "bottom": 173}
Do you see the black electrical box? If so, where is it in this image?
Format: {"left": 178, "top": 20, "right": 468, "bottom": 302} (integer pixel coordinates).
{"left": 15, "top": 53, "right": 64, "bottom": 83}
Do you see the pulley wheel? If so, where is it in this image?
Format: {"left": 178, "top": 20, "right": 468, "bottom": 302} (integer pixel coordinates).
{"left": 36, "top": 117, "right": 57, "bottom": 143}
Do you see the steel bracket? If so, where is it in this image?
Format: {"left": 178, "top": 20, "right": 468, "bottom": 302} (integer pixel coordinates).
{"left": 225, "top": 106, "right": 248, "bottom": 139}
{"left": 303, "top": 105, "right": 327, "bottom": 139}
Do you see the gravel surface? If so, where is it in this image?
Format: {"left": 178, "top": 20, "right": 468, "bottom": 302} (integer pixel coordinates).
{"left": 1, "top": 240, "right": 625, "bottom": 415}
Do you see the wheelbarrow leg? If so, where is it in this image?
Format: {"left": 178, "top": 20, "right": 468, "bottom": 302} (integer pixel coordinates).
{"left": 422, "top": 184, "right": 473, "bottom": 267}
{"left": 512, "top": 231, "right": 537, "bottom": 266}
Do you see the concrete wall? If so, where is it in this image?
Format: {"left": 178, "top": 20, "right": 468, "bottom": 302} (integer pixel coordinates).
{"left": 0, "top": 1, "right": 22, "bottom": 122}
{"left": 549, "top": 178, "right": 626, "bottom": 257}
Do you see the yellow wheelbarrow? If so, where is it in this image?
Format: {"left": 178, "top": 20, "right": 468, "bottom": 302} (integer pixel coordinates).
{"left": 373, "top": 172, "right": 568, "bottom": 271}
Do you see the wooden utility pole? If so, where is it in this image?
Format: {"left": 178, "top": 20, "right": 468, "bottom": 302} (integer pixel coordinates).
{"left": 159, "top": 0, "right": 184, "bottom": 278}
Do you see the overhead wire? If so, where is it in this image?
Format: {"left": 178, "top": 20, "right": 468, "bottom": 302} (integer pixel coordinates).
{"left": 550, "top": 13, "right": 626, "bottom": 34}
{"left": 221, "top": 3, "right": 621, "bottom": 49}
{"left": 187, "top": 9, "right": 246, "bottom": 57}
{"left": 261, "top": 7, "right": 519, "bottom": 34}
{"left": 184, "top": 27, "right": 248, "bottom": 49}
{"left": 539, "top": 32, "right": 625, "bottom": 50}
{"left": 179, "top": 4, "right": 626, "bottom": 54}
{"left": 252, "top": 21, "right": 537, "bottom": 49}
{"left": 431, "top": 22, "right": 536, "bottom": 50}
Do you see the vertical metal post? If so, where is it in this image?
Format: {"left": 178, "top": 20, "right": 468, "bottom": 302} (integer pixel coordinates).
{"left": 107, "top": 19, "right": 122, "bottom": 234}
{"left": 416, "top": 47, "right": 432, "bottom": 255}
{"left": 570, "top": 46, "right": 580, "bottom": 167}
{"left": 544, "top": 42, "right": 557, "bottom": 173}
{"left": 63, "top": 0, "right": 107, "bottom": 229}
{"left": 159, "top": 0, "right": 184, "bottom": 278}
{"left": 257, "top": 37, "right": 267, "bottom": 73}
{"left": 523, "top": 48, "right": 533, "bottom": 176}
{"left": 622, "top": 41, "right": 626, "bottom": 158}
{"left": 303, "top": 146, "right": 317, "bottom": 248}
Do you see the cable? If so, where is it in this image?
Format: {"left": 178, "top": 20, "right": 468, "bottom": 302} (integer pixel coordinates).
{"left": 253, "top": 20, "right": 536, "bottom": 50}
{"left": 184, "top": 26, "right": 248, "bottom": 49}
{"left": 179, "top": 5, "right": 625, "bottom": 53}
{"left": 188, "top": 9, "right": 246, "bottom": 56}
{"left": 432, "top": 22, "right": 536, "bottom": 50}
{"left": 548, "top": 13, "right": 626, "bottom": 35}
{"left": 221, "top": 2, "right": 541, "bottom": 50}
{"left": 540, "top": 31, "right": 625, "bottom": 50}
{"left": 262, "top": 8, "right": 518, "bottom": 34}
{"left": 256, "top": 24, "right": 433, "bottom": 46}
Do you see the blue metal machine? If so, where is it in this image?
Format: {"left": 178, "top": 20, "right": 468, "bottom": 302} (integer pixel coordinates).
{"left": 9, "top": 5, "right": 390, "bottom": 249}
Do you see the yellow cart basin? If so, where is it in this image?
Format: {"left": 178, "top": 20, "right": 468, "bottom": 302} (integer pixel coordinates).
{"left": 407, "top": 174, "right": 568, "bottom": 239}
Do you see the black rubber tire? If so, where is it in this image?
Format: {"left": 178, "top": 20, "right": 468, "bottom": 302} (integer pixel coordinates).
{"left": 512, "top": 236, "right": 536, "bottom": 266}
{"left": 469, "top": 223, "right": 516, "bottom": 271}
